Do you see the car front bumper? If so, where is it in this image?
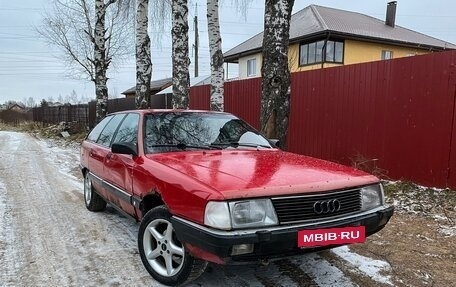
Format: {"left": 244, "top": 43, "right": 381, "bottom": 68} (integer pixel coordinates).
{"left": 170, "top": 206, "right": 394, "bottom": 264}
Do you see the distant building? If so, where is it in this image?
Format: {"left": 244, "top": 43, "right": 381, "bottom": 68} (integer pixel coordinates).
{"left": 121, "top": 78, "right": 172, "bottom": 98}
{"left": 153, "top": 75, "right": 210, "bottom": 108}
{"left": 155, "top": 75, "right": 211, "bottom": 96}
{"left": 224, "top": 2, "right": 456, "bottom": 79}
{"left": 120, "top": 78, "right": 171, "bottom": 109}
{"left": 7, "top": 103, "right": 26, "bottom": 112}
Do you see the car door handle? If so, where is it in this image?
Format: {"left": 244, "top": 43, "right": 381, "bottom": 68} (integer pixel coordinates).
{"left": 106, "top": 153, "right": 117, "bottom": 160}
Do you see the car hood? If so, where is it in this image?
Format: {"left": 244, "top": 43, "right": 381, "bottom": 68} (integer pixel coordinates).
{"left": 147, "top": 150, "right": 379, "bottom": 200}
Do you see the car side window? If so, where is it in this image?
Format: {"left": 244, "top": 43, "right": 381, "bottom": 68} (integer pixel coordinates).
{"left": 96, "top": 114, "right": 126, "bottom": 147}
{"left": 112, "top": 113, "right": 139, "bottom": 145}
{"left": 87, "top": 116, "right": 112, "bottom": 142}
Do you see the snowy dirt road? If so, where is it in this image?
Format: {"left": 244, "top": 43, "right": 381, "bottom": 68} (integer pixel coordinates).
{"left": 0, "top": 131, "right": 396, "bottom": 287}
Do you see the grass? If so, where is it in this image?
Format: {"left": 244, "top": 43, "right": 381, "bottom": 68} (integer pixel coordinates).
{"left": 383, "top": 181, "right": 456, "bottom": 224}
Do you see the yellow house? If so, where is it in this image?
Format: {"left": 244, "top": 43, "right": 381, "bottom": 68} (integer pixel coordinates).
{"left": 224, "top": 2, "right": 456, "bottom": 79}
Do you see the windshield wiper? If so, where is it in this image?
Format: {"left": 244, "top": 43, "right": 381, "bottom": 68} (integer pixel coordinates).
{"left": 149, "top": 143, "right": 222, "bottom": 150}
{"left": 211, "top": 142, "right": 271, "bottom": 149}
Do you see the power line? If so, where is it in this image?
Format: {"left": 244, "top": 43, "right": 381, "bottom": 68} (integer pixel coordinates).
{"left": 0, "top": 8, "right": 42, "bottom": 11}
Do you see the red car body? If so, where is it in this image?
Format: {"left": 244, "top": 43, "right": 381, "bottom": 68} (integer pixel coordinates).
{"left": 80, "top": 110, "right": 393, "bottom": 266}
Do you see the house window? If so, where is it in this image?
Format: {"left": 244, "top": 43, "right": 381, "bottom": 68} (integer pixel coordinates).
{"left": 247, "top": 58, "right": 257, "bottom": 77}
{"left": 299, "top": 40, "right": 344, "bottom": 66}
{"left": 381, "top": 50, "right": 393, "bottom": 60}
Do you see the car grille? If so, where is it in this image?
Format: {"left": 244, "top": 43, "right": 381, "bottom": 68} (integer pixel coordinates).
{"left": 271, "top": 188, "right": 362, "bottom": 224}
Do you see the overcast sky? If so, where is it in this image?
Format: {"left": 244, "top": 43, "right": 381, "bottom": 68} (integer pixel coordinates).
{"left": 0, "top": 0, "right": 455, "bottom": 104}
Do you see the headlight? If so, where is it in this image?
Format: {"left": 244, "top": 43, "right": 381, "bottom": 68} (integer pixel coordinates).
{"left": 204, "top": 199, "right": 279, "bottom": 230}
{"left": 229, "top": 199, "right": 278, "bottom": 229}
{"left": 204, "top": 201, "right": 231, "bottom": 230}
{"left": 361, "top": 183, "right": 384, "bottom": 211}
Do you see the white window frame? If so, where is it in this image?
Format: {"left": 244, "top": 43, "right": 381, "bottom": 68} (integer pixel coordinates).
{"left": 381, "top": 50, "right": 394, "bottom": 60}
{"left": 247, "top": 58, "right": 257, "bottom": 77}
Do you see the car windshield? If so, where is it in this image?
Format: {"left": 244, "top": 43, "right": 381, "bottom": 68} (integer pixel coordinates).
{"left": 144, "top": 112, "right": 272, "bottom": 153}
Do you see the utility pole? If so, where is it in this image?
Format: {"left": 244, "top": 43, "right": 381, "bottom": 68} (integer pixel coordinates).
{"left": 193, "top": 4, "right": 199, "bottom": 77}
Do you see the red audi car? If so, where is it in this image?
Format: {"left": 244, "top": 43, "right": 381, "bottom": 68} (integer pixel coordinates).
{"left": 80, "top": 110, "right": 393, "bottom": 286}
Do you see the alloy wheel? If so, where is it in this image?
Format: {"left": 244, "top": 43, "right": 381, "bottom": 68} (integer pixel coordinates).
{"left": 142, "top": 218, "right": 185, "bottom": 277}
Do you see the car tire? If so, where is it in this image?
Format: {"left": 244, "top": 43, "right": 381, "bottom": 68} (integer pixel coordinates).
{"left": 138, "top": 206, "right": 207, "bottom": 286}
{"left": 83, "top": 171, "right": 107, "bottom": 212}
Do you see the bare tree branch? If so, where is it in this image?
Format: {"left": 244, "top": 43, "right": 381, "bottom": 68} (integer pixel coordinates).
{"left": 37, "top": 0, "right": 134, "bottom": 121}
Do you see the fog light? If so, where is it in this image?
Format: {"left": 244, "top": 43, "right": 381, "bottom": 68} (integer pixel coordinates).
{"left": 231, "top": 244, "right": 254, "bottom": 256}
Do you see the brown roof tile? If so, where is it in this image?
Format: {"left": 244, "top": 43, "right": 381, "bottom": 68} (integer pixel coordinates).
{"left": 224, "top": 5, "right": 456, "bottom": 62}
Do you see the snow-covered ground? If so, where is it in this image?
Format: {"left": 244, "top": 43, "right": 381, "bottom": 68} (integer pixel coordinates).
{"left": 0, "top": 131, "right": 396, "bottom": 286}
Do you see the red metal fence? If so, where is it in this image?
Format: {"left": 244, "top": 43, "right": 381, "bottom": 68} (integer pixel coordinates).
{"left": 190, "top": 50, "right": 456, "bottom": 188}
{"left": 190, "top": 77, "right": 262, "bottom": 129}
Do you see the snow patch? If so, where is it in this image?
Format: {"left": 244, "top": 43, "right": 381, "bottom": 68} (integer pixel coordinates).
{"left": 432, "top": 214, "right": 448, "bottom": 221}
{"left": 35, "top": 138, "right": 83, "bottom": 189}
{"left": 292, "top": 254, "right": 355, "bottom": 287}
{"left": 383, "top": 180, "right": 445, "bottom": 192}
{"left": 0, "top": 180, "right": 7, "bottom": 239}
{"left": 439, "top": 225, "right": 456, "bottom": 237}
{"left": 332, "top": 246, "right": 393, "bottom": 286}
{"left": 0, "top": 179, "right": 19, "bottom": 284}
{"left": 0, "top": 131, "right": 22, "bottom": 152}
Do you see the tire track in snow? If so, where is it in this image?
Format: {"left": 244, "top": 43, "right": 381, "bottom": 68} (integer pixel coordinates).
{"left": 0, "top": 132, "right": 159, "bottom": 287}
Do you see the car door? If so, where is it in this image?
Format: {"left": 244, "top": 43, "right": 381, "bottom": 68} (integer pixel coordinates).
{"left": 103, "top": 113, "right": 140, "bottom": 217}
{"left": 91, "top": 114, "right": 126, "bottom": 198}
{"left": 82, "top": 115, "right": 113, "bottom": 194}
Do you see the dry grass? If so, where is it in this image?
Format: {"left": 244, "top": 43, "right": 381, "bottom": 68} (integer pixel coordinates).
{"left": 350, "top": 153, "right": 389, "bottom": 179}
{"left": 0, "top": 121, "right": 87, "bottom": 144}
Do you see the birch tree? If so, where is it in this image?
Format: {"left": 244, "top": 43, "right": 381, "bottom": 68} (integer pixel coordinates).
{"left": 38, "top": 0, "right": 133, "bottom": 122}
{"left": 172, "top": 0, "right": 191, "bottom": 109}
{"left": 260, "top": 0, "right": 294, "bottom": 149}
{"left": 93, "top": 0, "right": 113, "bottom": 121}
{"left": 207, "top": 0, "right": 224, "bottom": 111}
{"left": 135, "top": 0, "right": 152, "bottom": 109}
{"left": 206, "top": 0, "right": 253, "bottom": 111}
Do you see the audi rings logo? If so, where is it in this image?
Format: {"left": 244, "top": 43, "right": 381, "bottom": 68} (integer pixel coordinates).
{"left": 313, "top": 199, "right": 341, "bottom": 214}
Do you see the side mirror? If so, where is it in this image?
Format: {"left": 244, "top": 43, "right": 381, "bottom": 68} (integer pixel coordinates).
{"left": 112, "top": 142, "right": 138, "bottom": 157}
{"left": 269, "top": 139, "right": 281, "bottom": 148}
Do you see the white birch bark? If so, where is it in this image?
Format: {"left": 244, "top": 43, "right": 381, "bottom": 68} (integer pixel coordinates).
{"left": 260, "top": 0, "right": 294, "bottom": 149}
{"left": 171, "top": 0, "right": 190, "bottom": 109}
{"left": 207, "top": 0, "right": 224, "bottom": 111}
{"left": 135, "top": 0, "right": 152, "bottom": 109}
{"left": 94, "top": 0, "right": 110, "bottom": 122}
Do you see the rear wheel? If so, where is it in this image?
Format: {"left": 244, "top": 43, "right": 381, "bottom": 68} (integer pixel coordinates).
{"left": 83, "top": 172, "right": 106, "bottom": 211}
{"left": 138, "top": 206, "right": 207, "bottom": 286}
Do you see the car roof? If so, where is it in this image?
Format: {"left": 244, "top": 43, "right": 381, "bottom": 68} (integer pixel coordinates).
{"left": 107, "top": 109, "right": 230, "bottom": 116}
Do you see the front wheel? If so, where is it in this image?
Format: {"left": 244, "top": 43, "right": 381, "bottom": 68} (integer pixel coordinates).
{"left": 138, "top": 206, "right": 207, "bottom": 286}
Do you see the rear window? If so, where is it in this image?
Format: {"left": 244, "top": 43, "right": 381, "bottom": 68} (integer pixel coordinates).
{"left": 96, "top": 114, "right": 126, "bottom": 147}
{"left": 87, "top": 116, "right": 112, "bottom": 142}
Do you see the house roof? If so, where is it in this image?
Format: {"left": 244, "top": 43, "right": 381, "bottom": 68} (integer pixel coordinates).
{"left": 156, "top": 75, "right": 211, "bottom": 95}
{"left": 122, "top": 77, "right": 172, "bottom": 95}
{"left": 224, "top": 5, "right": 456, "bottom": 62}
{"left": 7, "top": 103, "right": 26, "bottom": 110}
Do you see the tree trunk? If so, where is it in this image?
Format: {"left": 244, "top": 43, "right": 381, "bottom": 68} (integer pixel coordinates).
{"left": 207, "top": 0, "right": 224, "bottom": 111}
{"left": 94, "top": 0, "right": 112, "bottom": 122}
{"left": 171, "top": 0, "right": 190, "bottom": 109}
{"left": 260, "top": 0, "right": 294, "bottom": 149}
{"left": 135, "top": 0, "right": 152, "bottom": 109}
